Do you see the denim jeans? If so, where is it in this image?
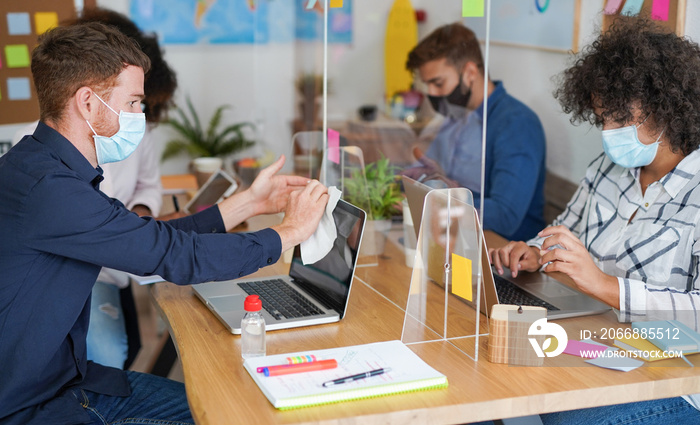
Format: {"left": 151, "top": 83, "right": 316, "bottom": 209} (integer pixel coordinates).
{"left": 540, "top": 396, "right": 699, "bottom": 425}
{"left": 71, "top": 371, "right": 194, "bottom": 424}
{"left": 87, "top": 281, "right": 128, "bottom": 369}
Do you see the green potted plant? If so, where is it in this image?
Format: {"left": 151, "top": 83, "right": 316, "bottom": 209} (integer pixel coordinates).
{"left": 344, "top": 156, "right": 403, "bottom": 255}
{"left": 162, "top": 97, "right": 256, "bottom": 186}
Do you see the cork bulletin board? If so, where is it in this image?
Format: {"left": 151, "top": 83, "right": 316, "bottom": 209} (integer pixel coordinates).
{"left": 0, "top": 1, "right": 76, "bottom": 125}
{"left": 602, "top": 0, "right": 686, "bottom": 36}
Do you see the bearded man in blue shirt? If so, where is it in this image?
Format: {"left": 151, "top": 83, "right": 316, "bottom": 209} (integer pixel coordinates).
{"left": 0, "top": 23, "right": 328, "bottom": 424}
{"left": 403, "top": 23, "right": 546, "bottom": 241}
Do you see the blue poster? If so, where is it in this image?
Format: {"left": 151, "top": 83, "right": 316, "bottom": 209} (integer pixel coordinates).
{"left": 295, "top": 0, "right": 353, "bottom": 44}
{"left": 130, "top": 0, "right": 351, "bottom": 45}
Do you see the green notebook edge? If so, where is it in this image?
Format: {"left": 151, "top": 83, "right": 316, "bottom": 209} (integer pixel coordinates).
{"left": 275, "top": 377, "right": 449, "bottom": 410}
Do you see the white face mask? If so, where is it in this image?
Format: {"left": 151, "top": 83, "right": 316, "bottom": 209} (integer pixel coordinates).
{"left": 86, "top": 92, "right": 146, "bottom": 165}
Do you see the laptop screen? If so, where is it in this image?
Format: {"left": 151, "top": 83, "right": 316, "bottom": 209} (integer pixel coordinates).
{"left": 288, "top": 199, "right": 366, "bottom": 318}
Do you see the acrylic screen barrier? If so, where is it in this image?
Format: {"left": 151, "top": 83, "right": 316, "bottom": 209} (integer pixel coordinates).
{"left": 401, "top": 187, "right": 488, "bottom": 361}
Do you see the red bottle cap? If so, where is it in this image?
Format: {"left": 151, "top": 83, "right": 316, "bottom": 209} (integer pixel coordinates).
{"left": 244, "top": 294, "right": 262, "bottom": 312}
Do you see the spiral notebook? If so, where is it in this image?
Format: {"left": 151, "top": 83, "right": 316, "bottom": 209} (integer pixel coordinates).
{"left": 242, "top": 340, "right": 448, "bottom": 409}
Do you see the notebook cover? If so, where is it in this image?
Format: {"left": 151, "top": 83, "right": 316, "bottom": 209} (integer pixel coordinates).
{"left": 631, "top": 320, "right": 700, "bottom": 353}
{"left": 614, "top": 336, "right": 667, "bottom": 362}
{"left": 243, "top": 340, "right": 448, "bottom": 409}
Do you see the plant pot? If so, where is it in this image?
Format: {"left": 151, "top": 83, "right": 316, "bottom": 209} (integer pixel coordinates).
{"left": 359, "top": 219, "right": 392, "bottom": 257}
{"left": 191, "top": 157, "right": 223, "bottom": 188}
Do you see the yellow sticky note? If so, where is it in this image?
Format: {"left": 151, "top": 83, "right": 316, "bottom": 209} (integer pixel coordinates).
{"left": 330, "top": 0, "right": 343, "bottom": 7}
{"left": 35, "top": 12, "right": 59, "bottom": 35}
{"left": 451, "top": 253, "right": 472, "bottom": 301}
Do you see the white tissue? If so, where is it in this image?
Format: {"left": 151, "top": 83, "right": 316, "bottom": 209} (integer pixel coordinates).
{"left": 300, "top": 186, "right": 342, "bottom": 265}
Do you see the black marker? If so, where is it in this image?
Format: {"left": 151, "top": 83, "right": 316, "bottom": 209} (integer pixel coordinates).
{"left": 172, "top": 195, "right": 180, "bottom": 212}
{"left": 321, "top": 367, "right": 391, "bottom": 388}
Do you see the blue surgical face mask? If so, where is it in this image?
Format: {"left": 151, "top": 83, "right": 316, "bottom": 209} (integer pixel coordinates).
{"left": 602, "top": 121, "right": 664, "bottom": 168}
{"left": 86, "top": 92, "right": 146, "bottom": 165}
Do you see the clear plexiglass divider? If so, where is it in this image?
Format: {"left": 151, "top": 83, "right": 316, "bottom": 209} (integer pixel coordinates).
{"left": 291, "top": 131, "right": 324, "bottom": 180}
{"left": 320, "top": 145, "right": 380, "bottom": 269}
{"left": 401, "top": 187, "right": 488, "bottom": 361}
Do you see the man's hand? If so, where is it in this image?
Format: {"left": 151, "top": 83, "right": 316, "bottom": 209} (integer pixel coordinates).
{"left": 218, "top": 155, "right": 309, "bottom": 230}
{"left": 401, "top": 147, "right": 457, "bottom": 187}
{"left": 272, "top": 180, "right": 329, "bottom": 252}
{"left": 489, "top": 241, "right": 541, "bottom": 277}
{"left": 247, "top": 155, "right": 309, "bottom": 216}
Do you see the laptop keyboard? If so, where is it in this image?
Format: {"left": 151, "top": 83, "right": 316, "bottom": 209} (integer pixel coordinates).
{"left": 239, "top": 279, "right": 324, "bottom": 320}
{"left": 493, "top": 274, "right": 560, "bottom": 311}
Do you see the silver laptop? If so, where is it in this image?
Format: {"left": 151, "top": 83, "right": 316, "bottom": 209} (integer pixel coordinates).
{"left": 193, "top": 199, "right": 366, "bottom": 334}
{"left": 402, "top": 175, "right": 610, "bottom": 319}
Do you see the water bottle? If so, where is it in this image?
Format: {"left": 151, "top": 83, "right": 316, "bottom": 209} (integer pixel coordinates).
{"left": 241, "top": 295, "right": 266, "bottom": 359}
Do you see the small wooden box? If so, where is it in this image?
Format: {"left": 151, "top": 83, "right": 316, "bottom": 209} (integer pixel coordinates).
{"left": 488, "top": 304, "right": 546, "bottom": 366}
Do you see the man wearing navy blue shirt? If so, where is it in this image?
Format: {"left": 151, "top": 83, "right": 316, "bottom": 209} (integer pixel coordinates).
{"left": 403, "top": 23, "right": 546, "bottom": 241}
{"left": 0, "top": 23, "right": 328, "bottom": 424}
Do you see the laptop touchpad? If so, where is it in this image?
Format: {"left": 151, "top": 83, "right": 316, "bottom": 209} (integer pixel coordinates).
{"left": 522, "top": 280, "right": 580, "bottom": 298}
{"left": 209, "top": 294, "right": 246, "bottom": 312}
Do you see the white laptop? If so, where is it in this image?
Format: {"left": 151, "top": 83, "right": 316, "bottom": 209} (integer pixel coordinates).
{"left": 402, "top": 175, "right": 610, "bottom": 319}
{"left": 193, "top": 199, "right": 366, "bottom": 334}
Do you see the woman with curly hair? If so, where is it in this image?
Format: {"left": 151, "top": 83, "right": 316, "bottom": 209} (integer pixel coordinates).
{"left": 490, "top": 19, "right": 700, "bottom": 424}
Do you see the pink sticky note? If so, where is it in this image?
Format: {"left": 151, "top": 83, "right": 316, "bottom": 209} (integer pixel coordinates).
{"left": 328, "top": 128, "right": 340, "bottom": 164}
{"left": 603, "top": 0, "right": 625, "bottom": 15}
{"left": 563, "top": 340, "right": 609, "bottom": 358}
{"left": 651, "top": 0, "right": 670, "bottom": 21}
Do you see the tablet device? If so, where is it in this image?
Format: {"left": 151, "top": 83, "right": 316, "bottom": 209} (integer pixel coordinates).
{"left": 184, "top": 169, "right": 238, "bottom": 214}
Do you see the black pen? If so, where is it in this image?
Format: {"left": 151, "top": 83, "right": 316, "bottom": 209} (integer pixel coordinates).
{"left": 321, "top": 367, "right": 392, "bottom": 388}
{"left": 172, "top": 194, "right": 180, "bottom": 212}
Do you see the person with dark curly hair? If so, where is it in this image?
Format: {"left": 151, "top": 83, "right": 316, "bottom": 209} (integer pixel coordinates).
{"left": 402, "top": 22, "right": 546, "bottom": 241}
{"left": 490, "top": 19, "right": 700, "bottom": 424}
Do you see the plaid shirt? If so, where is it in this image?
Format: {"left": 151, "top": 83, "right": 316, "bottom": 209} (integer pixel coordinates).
{"left": 528, "top": 149, "right": 700, "bottom": 328}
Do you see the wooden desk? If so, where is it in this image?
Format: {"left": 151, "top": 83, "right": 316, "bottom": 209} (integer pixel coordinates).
{"left": 152, "top": 221, "right": 700, "bottom": 424}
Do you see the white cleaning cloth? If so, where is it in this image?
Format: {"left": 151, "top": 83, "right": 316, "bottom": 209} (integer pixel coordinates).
{"left": 300, "top": 186, "right": 342, "bottom": 265}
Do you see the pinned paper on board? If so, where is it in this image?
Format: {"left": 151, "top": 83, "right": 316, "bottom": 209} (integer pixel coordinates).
{"left": 603, "top": 0, "right": 624, "bottom": 15}
{"left": 34, "top": 11, "right": 59, "bottom": 34}
{"left": 7, "top": 78, "right": 31, "bottom": 100}
{"left": 621, "top": 0, "right": 645, "bottom": 17}
{"left": 652, "top": 0, "right": 670, "bottom": 21}
{"left": 7, "top": 13, "right": 32, "bottom": 35}
{"left": 327, "top": 128, "right": 340, "bottom": 165}
{"left": 451, "top": 253, "right": 472, "bottom": 301}
{"left": 5, "top": 45, "right": 31, "bottom": 68}
{"left": 462, "top": 0, "right": 484, "bottom": 18}
{"left": 0, "top": 0, "right": 76, "bottom": 125}
{"left": 330, "top": 0, "right": 343, "bottom": 8}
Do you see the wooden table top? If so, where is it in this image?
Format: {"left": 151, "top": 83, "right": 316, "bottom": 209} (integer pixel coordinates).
{"left": 152, "top": 219, "right": 700, "bottom": 424}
